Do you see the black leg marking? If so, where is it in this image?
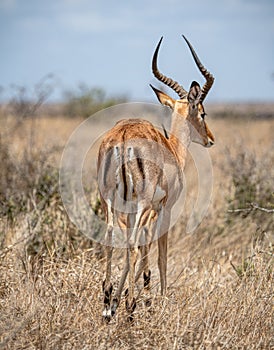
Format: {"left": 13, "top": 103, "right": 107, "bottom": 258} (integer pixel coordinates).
{"left": 143, "top": 270, "right": 152, "bottom": 307}
{"left": 102, "top": 281, "right": 113, "bottom": 322}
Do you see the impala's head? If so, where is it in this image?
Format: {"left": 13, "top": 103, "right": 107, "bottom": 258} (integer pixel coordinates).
{"left": 150, "top": 35, "right": 215, "bottom": 148}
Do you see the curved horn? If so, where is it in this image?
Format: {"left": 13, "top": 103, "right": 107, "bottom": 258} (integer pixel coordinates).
{"left": 152, "top": 37, "right": 187, "bottom": 99}
{"left": 182, "top": 35, "right": 214, "bottom": 102}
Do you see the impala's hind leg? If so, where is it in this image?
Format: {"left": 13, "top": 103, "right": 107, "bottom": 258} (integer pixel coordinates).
{"left": 102, "top": 202, "right": 114, "bottom": 322}
{"left": 125, "top": 206, "right": 148, "bottom": 321}
{"left": 134, "top": 211, "right": 155, "bottom": 306}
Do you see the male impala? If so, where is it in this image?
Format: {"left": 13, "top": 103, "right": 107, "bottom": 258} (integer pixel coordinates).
{"left": 97, "top": 35, "right": 215, "bottom": 321}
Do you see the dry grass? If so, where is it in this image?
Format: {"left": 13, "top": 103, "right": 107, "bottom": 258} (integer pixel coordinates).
{"left": 0, "top": 110, "right": 273, "bottom": 349}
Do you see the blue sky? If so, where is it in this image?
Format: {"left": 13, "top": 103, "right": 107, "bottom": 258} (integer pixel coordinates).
{"left": 1, "top": 0, "right": 274, "bottom": 103}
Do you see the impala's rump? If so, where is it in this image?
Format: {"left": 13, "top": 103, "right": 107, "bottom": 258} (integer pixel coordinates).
{"left": 98, "top": 118, "right": 178, "bottom": 214}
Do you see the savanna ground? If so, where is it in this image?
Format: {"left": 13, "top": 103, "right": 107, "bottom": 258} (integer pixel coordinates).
{"left": 0, "top": 102, "right": 273, "bottom": 349}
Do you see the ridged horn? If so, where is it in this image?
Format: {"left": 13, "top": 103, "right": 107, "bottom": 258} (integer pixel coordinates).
{"left": 152, "top": 37, "right": 187, "bottom": 99}
{"left": 182, "top": 35, "right": 214, "bottom": 102}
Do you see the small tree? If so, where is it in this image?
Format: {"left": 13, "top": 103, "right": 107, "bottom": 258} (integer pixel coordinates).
{"left": 63, "top": 84, "right": 127, "bottom": 118}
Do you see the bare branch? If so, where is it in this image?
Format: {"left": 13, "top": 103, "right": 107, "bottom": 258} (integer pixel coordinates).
{"left": 250, "top": 202, "right": 274, "bottom": 213}
{"left": 228, "top": 202, "right": 274, "bottom": 214}
{"left": 227, "top": 207, "right": 252, "bottom": 213}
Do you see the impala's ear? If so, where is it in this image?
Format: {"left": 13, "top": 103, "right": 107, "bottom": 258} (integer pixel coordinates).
{"left": 187, "top": 81, "right": 201, "bottom": 107}
{"left": 150, "top": 84, "right": 175, "bottom": 110}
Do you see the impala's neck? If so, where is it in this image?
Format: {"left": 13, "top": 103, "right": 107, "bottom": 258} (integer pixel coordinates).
{"left": 169, "top": 110, "right": 190, "bottom": 168}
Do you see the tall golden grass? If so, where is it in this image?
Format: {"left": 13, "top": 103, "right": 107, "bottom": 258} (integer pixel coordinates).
{"left": 0, "top": 110, "right": 273, "bottom": 349}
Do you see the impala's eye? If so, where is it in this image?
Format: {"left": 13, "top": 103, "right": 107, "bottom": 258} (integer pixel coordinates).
{"left": 200, "top": 112, "right": 206, "bottom": 119}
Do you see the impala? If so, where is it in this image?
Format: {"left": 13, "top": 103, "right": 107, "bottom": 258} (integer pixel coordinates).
{"left": 97, "top": 35, "right": 215, "bottom": 321}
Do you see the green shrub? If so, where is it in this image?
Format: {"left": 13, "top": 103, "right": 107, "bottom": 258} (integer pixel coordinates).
{"left": 63, "top": 84, "right": 127, "bottom": 118}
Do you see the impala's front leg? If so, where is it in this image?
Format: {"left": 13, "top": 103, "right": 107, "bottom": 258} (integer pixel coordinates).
{"left": 102, "top": 224, "right": 114, "bottom": 321}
